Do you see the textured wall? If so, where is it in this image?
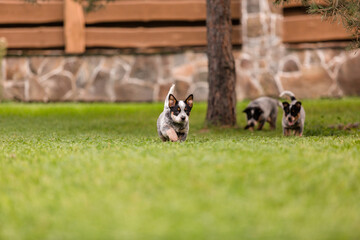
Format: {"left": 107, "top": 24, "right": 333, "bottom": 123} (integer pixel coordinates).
{"left": 1, "top": 0, "right": 359, "bottom": 102}
{"left": 2, "top": 47, "right": 359, "bottom": 102}
{"left": 2, "top": 51, "right": 214, "bottom": 102}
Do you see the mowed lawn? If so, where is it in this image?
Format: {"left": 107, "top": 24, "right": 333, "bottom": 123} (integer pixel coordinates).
{"left": 0, "top": 98, "right": 359, "bottom": 240}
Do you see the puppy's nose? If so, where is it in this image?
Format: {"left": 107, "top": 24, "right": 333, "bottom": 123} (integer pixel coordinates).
{"left": 181, "top": 116, "right": 186, "bottom": 121}
{"left": 288, "top": 116, "right": 292, "bottom": 122}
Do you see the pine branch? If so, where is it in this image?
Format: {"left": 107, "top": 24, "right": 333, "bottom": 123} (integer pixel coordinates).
{"left": 74, "top": 0, "right": 115, "bottom": 13}
{"left": 24, "top": 0, "right": 114, "bottom": 13}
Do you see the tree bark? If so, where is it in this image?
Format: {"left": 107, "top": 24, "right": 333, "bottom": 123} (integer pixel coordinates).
{"left": 206, "top": 0, "right": 237, "bottom": 126}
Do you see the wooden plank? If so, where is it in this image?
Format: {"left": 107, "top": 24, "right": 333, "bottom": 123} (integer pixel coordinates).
{"left": 0, "top": 27, "right": 64, "bottom": 48}
{"left": 283, "top": 15, "right": 351, "bottom": 42}
{"left": 64, "top": 0, "right": 85, "bottom": 53}
{"left": 85, "top": 0, "right": 241, "bottom": 23}
{"left": 86, "top": 26, "right": 241, "bottom": 48}
{"left": 0, "top": 0, "right": 63, "bottom": 24}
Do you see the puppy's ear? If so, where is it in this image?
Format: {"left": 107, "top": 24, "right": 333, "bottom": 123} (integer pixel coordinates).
{"left": 168, "top": 94, "right": 177, "bottom": 108}
{"left": 185, "top": 94, "right": 193, "bottom": 108}
{"left": 243, "top": 107, "right": 250, "bottom": 113}
{"left": 282, "top": 102, "right": 289, "bottom": 109}
{"left": 295, "top": 101, "right": 302, "bottom": 108}
{"left": 254, "top": 107, "right": 263, "bottom": 114}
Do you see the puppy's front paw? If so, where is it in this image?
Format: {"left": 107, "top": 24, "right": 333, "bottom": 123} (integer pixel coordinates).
{"left": 166, "top": 128, "right": 179, "bottom": 142}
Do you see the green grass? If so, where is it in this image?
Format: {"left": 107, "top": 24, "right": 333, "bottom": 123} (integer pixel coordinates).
{"left": 0, "top": 98, "right": 359, "bottom": 240}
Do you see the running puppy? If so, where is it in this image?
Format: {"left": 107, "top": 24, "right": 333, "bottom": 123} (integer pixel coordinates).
{"left": 280, "top": 91, "right": 305, "bottom": 136}
{"left": 157, "top": 84, "right": 193, "bottom": 142}
{"left": 243, "top": 97, "right": 280, "bottom": 131}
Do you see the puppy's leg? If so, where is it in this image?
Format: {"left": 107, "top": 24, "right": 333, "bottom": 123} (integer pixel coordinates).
{"left": 269, "top": 113, "right": 277, "bottom": 130}
{"left": 268, "top": 117, "right": 276, "bottom": 130}
{"left": 158, "top": 129, "right": 167, "bottom": 142}
{"left": 159, "top": 134, "right": 167, "bottom": 142}
{"left": 166, "top": 128, "right": 179, "bottom": 142}
{"left": 178, "top": 132, "right": 187, "bottom": 142}
{"left": 269, "top": 121, "right": 276, "bottom": 130}
{"left": 297, "top": 126, "right": 304, "bottom": 137}
{"left": 257, "top": 120, "right": 265, "bottom": 130}
{"left": 283, "top": 128, "right": 291, "bottom": 136}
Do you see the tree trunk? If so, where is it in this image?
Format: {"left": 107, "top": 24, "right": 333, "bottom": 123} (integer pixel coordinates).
{"left": 206, "top": 0, "right": 237, "bottom": 126}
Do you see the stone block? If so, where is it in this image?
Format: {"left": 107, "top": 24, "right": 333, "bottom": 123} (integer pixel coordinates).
{"left": 29, "top": 57, "right": 45, "bottom": 75}
{"left": 40, "top": 57, "right": 63, "bottom": 76}
{"left": 86, "top": 56, "right": 102, "bottom": 71}
{"left": 42, "top": 73, "right": 73, "bottom": 101}
{"left": 294, "top": 51, "right": 306, "bottom": 65}
{"left": 87, "top": 70, "right": 111, "bottom": 101}
{"left": 172, "top": 64, "right": 195, "bottom": 80}
{"left": 247, "top": 16, "right": 263, "bottom": 38}
{"left": 275, "top": 16, "right": 283, "bottom": 37}
{"left": 193, "top": 71, "right": 208, "bottom": 83}
{"left": 76, "top": 65, "right": 91, "bottom": 89}
{"left": 259, "top": 73, "right": 279, "bottom": 96}
{"left": 236, "top": 74, "right": 262, "bottom": 100}
{"left": 5, "top": 58, "right": 28, "bottom": 81}
{"left": 282, "top": 59, "right": 299, "bottom": 72}
{"left": 173, "top": 53, "right": 186, "bottom": 67}
{"left": 160, "top": 55, "right": 173, "bottom": 80}
{"left": 322, "top": 49, "right": 343, "bottom": 64}
{"left": 130, "top": 56, "right": 159, "bottom": 82}
{"left": 239, "top": 58, "right": 254, "bottom": 70}
{"left": 280, "top": 66, "right": 334, "bottom": 98}
{"left": 247, "top": 0, "right": 260, "bottom": 13}
{"left": 175, "top": 79, "right": 190, "bottom": 99}
{"left": 337, "top": 54, "right": 360, "bottom": 95}
{"left": 64, "top": 57, "right": 82, "bottom": 75}
{"left": 3, "top": 82, "right": 26, "bottom": 101}
{"left": 115, "top": 82, "right": 154, "bottom": 102}
{"left": 110, "top": 62, "right": 127, "bottom": 83}
{"left": 309, "top": 51, "right": 322, "bottom": 65}
{"left": 192, "top": 83, "right": 208, "bottom": 102}
{"left": 259, "top": 59, "right": 268, "bottom": 69}
{"left": 157, "top": 83, "right": 173, "bottom": 101}
{"left": 29, "top": 77, "right": 46, "bottom": 102}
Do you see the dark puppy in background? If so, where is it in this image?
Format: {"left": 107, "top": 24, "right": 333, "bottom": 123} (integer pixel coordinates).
{"left": 280, "top": 91, "right": 305, "bottom": 136}
{"left": 157, "top": 84, "right": 193, "bottom": 142}
{"left": 243, "top": 97, "right": 281, "bottom": 131}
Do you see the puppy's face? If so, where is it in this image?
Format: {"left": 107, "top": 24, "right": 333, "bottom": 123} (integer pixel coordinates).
{"left": 243, "top": 107, "right": 263, "bottom": 130}
{"left": 168, "top": 94, "right": 193, "bottom": 124}
{"left": 282, "top": 101, "right": 301, "bottom": 126}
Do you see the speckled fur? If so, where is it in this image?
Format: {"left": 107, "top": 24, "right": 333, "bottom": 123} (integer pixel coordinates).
{"left": 157, "top": 85, "right": 193, "bottom": 142}
{"left": 280, "top": 91, "right": 306, "bottom": 136}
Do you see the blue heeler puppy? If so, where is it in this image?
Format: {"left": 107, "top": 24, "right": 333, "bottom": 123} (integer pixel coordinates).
{"left": 157, "top": 84, "right": 193, "bottom": 142}
{"left": 243, "top": 97, "right": 281, "bottom": 131}
{"left": 280, "top": 91, "right": 306, "bottom": 136}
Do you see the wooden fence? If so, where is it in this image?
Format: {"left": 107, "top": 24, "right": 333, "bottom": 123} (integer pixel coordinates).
{"left": 0, "top": 0, "right": 241, "bottom": 53}
{"left": 282, "top": 1, "right": 350, "bottom": 43}
{"left": 0, "top": 0, "right": 352, "bottom": 53}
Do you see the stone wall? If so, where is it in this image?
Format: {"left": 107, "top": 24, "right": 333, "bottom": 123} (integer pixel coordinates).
{"left": 1, "top": 0, "right": 360, "bottom": 102}
{"left": 238, "top": 45, "right": 360, "bottom": 99}
{"left": 2, "top": 45, "right": 360, "bottom": 102}
{"left": 0, "top": 38, "right": 7, "bottom": 100}
{"left": 2, "top": 50, "right": 217, "bottom": 102}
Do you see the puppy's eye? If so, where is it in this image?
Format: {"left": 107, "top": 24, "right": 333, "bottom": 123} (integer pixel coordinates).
{"left": 177, "top": 107, "right": 180, "bottom": 111}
